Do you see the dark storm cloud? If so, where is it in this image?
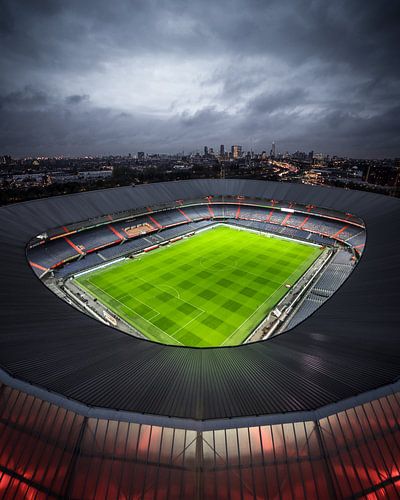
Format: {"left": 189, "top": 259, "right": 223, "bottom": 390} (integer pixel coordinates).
{"left": 0, "top": 87, "right": 49, "bottom": 110}
{"left": 65, "top": 94, "right": 90, "bottom": 105}
{"left": 246, "top": 89, "right": 309, "bottom": 114}
{"left": 0, "top": 0, "right": 399, "bottom": 157}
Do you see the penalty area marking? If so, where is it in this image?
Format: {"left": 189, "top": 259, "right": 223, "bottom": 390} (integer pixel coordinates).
{"left": 83, "top": 278, "right": 183, "bottom": 345}
{"left": 119, "top": 293, "right": 160, "bottom": 322}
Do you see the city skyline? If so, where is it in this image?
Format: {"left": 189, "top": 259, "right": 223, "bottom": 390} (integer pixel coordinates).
{"left": 1, "top": 0, "right": 399, "bottom": 158}
{"left": 4, "top": 142, "right": 398, "bottom": 161}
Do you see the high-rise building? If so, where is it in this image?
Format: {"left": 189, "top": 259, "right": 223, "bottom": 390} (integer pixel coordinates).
{"left": 231, "top": 145, "right": 242, "bottom": 159}
{"left": 270, "top": 141, "right": 276, "bottom": 158}
{"left": 204, "top": 146, "right": 208, "bottom": 156}
{"left": 220, "top": 144, "right": 225, "bottom": 157}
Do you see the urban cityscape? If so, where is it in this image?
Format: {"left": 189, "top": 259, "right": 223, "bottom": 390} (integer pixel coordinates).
{"left": 1, "top": 142, "right": 399, "bottom": 205}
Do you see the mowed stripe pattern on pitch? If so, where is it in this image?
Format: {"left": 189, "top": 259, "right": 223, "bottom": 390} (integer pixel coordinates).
{"left": 75, "top": 226, "right": 322, "bottom": 346}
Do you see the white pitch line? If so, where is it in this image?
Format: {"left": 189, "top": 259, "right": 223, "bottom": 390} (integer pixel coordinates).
{"left": 119, "top": 293, "right": 160, "bottom": 322}
{"left": 220, "top": 251, "right": 320, "bottom": 346}
{"left": 157, "top": 284, "right": 181, "bottom": 300}
{"left": 85, "top": 279, "right": 183, "bottom": 345}
{"left": 134, "top": 274, "right": 205, "bottom": 315}
{"left": 173, "top": 310, "right": 205, "bottom": 336}
{"left": 88, "top": 279, "right": 141, "bottom": 317}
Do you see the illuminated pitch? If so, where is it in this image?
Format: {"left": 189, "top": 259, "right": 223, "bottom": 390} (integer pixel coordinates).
{"left": 75, "top": 225, "right": 322, "bottom": 346}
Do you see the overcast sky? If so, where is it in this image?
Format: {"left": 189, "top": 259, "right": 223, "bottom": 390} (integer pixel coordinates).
{"left": 0, "top": 0, "right": 399, "bottom": 158}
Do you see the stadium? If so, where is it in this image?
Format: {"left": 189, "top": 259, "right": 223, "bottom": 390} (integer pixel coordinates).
{"left": 0, "top": 179, "right": 399, "bottom": 498}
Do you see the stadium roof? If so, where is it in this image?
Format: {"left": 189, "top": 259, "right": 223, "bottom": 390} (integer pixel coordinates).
{"left": 0, "top": 179, "right": 399, "bottom": 421}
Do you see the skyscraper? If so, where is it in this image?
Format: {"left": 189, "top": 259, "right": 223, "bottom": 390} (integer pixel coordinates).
{"left": 231, "top": 145, "right": 242, "bottom": 159}
{"left": 204, "top": 146, "right": 208, "bottom": 156}
{"left": 220, "top": 144, "right": 225, "bottom": 157}
{"left": 270, "top": 141, "right": 276, "bottom": 158}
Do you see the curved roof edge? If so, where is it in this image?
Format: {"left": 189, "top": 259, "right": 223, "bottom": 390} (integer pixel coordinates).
{"left": 1, "top": 367, "right": 399, "bottom": 431}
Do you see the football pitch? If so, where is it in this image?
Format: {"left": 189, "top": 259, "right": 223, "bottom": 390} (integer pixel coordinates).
{"left": 75, "top": 225, "right": 323, "bottom": 347}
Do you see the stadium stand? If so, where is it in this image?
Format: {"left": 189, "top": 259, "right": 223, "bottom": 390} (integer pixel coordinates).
{"left": 97, "top": 238, "right": 150, "bottom": 260}
{"left": 239, "top": 205, "right": 266, "bottom": 220}
{"left": 269, "top": 210, "right": 287, "bottom": 225}
{"left": 146, "top": 209, "right": 188, "bottom": 227}
{"left": 285, "top": 212, "right": 308, "bottom": 227}
{"left": 111, "top": 213, "right": 156, "bottom": 235}
{"left": 334, "top": 225, "right": 362, "bottom": 242}
{"left": 285, "top": 250, "right": 355, "bottom": 330}
{"left": 280, "top": 225, "right": 313, "bottom": 241}
{"left": 28, "top": 237, "right": 80, "bottom": 269}
{"left": 307, "top": 205, "right": 364, "bottom": 225}
{"left": 67, "top": 225, "right": 122, "bottom": 251}
{"left": 221, "top": 203, "right": 238, "bottom": 218}
{"left": 180, "top": 204, "right": 211, "bottom": 220}
{"left": 303, "top": 217, "right": 344, "bottom": 235}
{"left": 345, "top": 229, "right": 366, "bottom": 246}
{"left": 210, "top": 203, "right": 225, "bottom": 217}
{"left": 53, "top": 220, "right": 216, "bottom": 277}
{"left": 56, "top": 253, "right": 104, "bottom": 277}
{"left": 155, "top": 219, "right": 213, "bottom": 240}
{"left": 30, "top": 197, "right": 365, "bottom": 273}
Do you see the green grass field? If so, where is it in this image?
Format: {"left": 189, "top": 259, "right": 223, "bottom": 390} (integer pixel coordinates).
{"left": 75, "top": 225, "right": 323, "bottom": 347}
